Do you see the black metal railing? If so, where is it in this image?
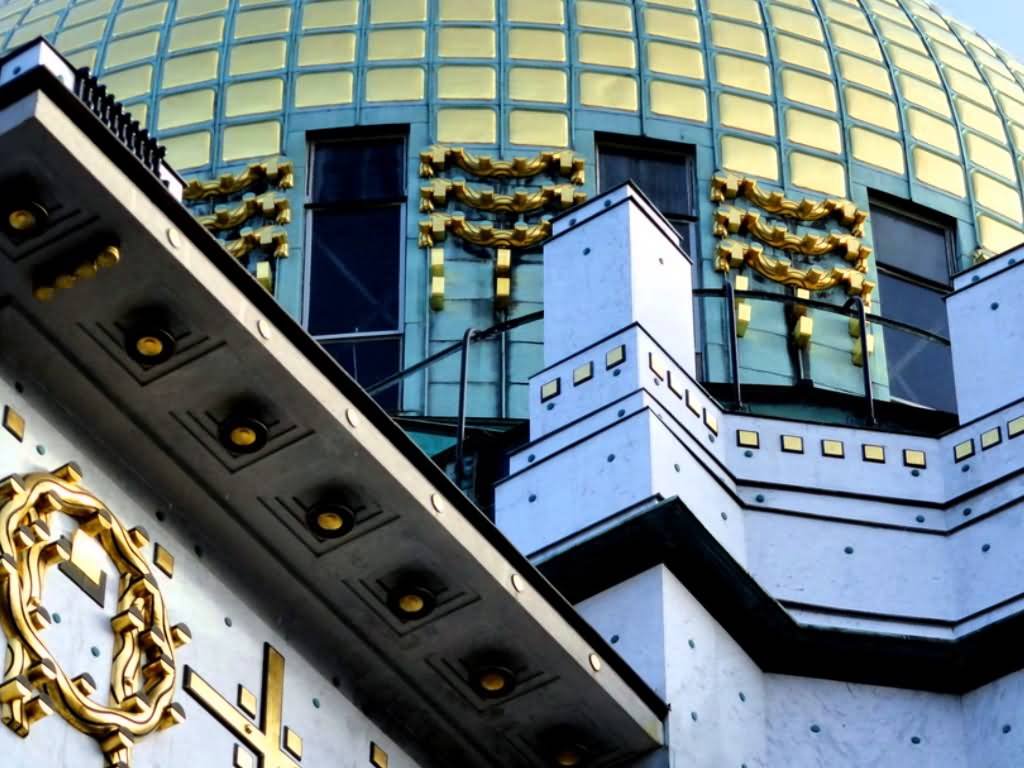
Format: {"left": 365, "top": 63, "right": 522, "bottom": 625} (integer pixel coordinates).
{"left": 696, "top": 287, "right": 952, "bottom": 427}
{"left": 73, "top": 68, "right": 166, "bottom": 177}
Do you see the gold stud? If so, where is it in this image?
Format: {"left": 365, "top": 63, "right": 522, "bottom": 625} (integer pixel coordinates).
{"left": 7, "top": 208, "right": 38, "bottom": 231}
{"left": 230, "top": 427, "right": 257, "bottom": 447}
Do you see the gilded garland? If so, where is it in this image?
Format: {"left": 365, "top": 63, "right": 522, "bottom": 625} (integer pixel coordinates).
{"left": 0, "top": 465, "right": 188, "bottom": 766}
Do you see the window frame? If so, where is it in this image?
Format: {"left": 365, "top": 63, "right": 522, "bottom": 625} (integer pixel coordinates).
{"left": 302, "top": 127, "right": 409, "bottom": 409}
{"left": 868, "top": 193, "right": 957, "bottom": 413}
{"left": 302, "top": 127, "right": 409, "bottom": 336}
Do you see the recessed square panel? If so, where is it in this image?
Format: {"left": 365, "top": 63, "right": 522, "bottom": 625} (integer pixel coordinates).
{"left": 703, "top": 410, "right": 718, "bottom": 435}
{"left": 648, "top": 352, "right": 666, "bottom": 379}
{"left": 903, "top": 449, "right": 927, "bottom": 468}
{"left": 540, "top": 378, "right": 561, "bottom": 402}
{"left": 862, "top": 444, "right": 886, "bottom": 463}
{"left": 1009, "top": 416, "right": 1024, "bottom": 439}
{"left": 821, "top": 439, "right": 844, "bottom": 458}
{"left": 781, "top": 435, "right": 804, "bottom": 453}
{"left": 606, "top": 344, "right": 626, "bottom": 369}
{"left": 737, "top": 429, "right": 759, "bottom": 449}
{"left": 685, "top": 389, "right": 701, "bottom": 417}
{"left": 981, "top": 427, "right": 1002, "bottom": 450}
{"left": 954, "top": 439, "right": 975, "bottom": 462}
{"left": 573, "top": 361, "right": 593, "bottom": 386}
{"left": 3, "top": 405, "right": 25, "bottom": 441}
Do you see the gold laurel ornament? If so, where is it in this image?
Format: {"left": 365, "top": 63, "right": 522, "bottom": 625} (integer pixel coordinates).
{"left": 0, "top": 464, "right": 189, "bottom": 767}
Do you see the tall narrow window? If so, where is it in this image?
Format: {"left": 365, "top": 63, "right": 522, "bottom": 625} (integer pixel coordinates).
{"left": 306, "top": 131, "right": 407, "bottom": 410}
{"left": 596, "top": 135, "right": 701, "bottom": 373}
{"left": 595, "top": 135, "right": 698, "bottom": 257}
{"left": 870, "top": 197, "right": 956, "bottom": 413}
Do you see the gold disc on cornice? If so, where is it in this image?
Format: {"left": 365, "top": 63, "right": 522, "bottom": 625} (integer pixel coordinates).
{"left": 0, "top": 466, "right": 189, "bottom": 766}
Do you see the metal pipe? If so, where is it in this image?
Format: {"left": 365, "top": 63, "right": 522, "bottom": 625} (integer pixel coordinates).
{"left": 454, "top": 327, "right": 475, "bottom": 489}
{"left": 724, "top": 281, "right": 743, "bottom": 407}
{"left": 365, "top": 310, "right": 543, "bottom": 396}
{"left": 854, "top": 297, "right": 876, "bottom": 426}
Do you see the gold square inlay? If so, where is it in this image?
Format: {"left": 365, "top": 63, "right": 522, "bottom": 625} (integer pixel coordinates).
{"left": 237, "top": 686, "right": 258, "bottom": 719}
{"left": 737, "top": 429, "right": 759, "bottom": 449}
{"left": 781, "top": 435, "right": 804, "bottom": 454}
{"left": 3, "top": 405, "right": 25, "bottom": 442}
{"left": 540, "top": 378, "right": 561, "bottom": 402}
{"left": 1009, "top": 416, "right": 1024, "bottom": 439}
{"left": 903, "top": 449, "right": 927, "bottom": 468}
{"left": 606, "top": 345, "right": 626, "bottom": 369}
{"left": 862, "top": 444, "right": 885, "bottom": 463}
{"left": 685, "top": 389, "right": 701, "bottom": 418}
{"left": 704, "top": 410, "right": 719, "bottom": 435}
{"left": 573, "top": 362, "right": 594, "bottom": 385}
{"left": 370, "top": 743, "right": 389, "bottom": 768}
{"left": 981, "top": 428, "right": 1002, "bottom": 450}
{"left": 648, "top": 352, "right": 666, "bottom": 379}
{"left": 954, "top": 439, "right": 975, "bottom": 462}
{"left": 667, "top": 370, "right": 684, "bottom": 399}
{"left": 283, "top": 728, "right": 303, "bottom": 760}
{"left": 153, "top": 543, "right": 175, "bottom": 578}
{"left": 821, "top": 439, "right": 845, "bottom": 458}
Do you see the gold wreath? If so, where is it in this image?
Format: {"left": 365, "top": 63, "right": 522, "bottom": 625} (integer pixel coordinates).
{"left": 0, "top": 465, "right": 188, "bottom": 766}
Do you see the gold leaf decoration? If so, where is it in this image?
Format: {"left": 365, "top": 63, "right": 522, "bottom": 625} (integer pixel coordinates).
{"left": 196, "top": 192, "right": 291, "bottom": 231}
{"left": 716, "top": 240, "right": 875, "bottom": 305}
{"left": 223, "top": 225, "right": 289, "bottom": 260}
{"left": 711, "top": 172, "right": 868, "bottom": 236}
{"left": 419, "top": 179, "right": 586, "bottom": 213}
{"left": 714, "top": 206, "right": 872, "bottom": 272}
{"left": 183, "top": 159, "right": 294, "bottom": 201}
{"left": 418, "top": 214, "right": 552, "bottom": 249}
{"left": 419, "top": 145, "right": 586, "bottom": 185}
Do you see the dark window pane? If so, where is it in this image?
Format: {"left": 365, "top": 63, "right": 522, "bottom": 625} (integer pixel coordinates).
{"left": 877, "top": 272, "right": 949, "bottom": 337}
{"left": 882, "top": 326, "right": 956, "bottom": 413}
{"left": 312, "top": 139, "right": 405, "bottom": 204}
{"left": 671, "top": 219, "right": 696, "bottom": 261}
{"left": 308, "top": 207, "right": 402, "bottom": 335}
{"left": 598, "top": 145, "right": 693, "bottom": 217}
{"left": 321, "top": 337, "right": 402, "bottom": 411}
{"left": 872, "top": 205, "right": 951, "bottom": 285}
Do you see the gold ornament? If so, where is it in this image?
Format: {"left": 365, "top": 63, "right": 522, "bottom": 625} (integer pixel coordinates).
{"left": 419, "top": 145, "right": 585, "bottom": 185}
{"left": 714, "top": 207, "right": 872, "bottom": 272}
{"left": 185, "top": 643, "right": 303, "bottom": 768}
{"left": 0, "top": 465, "right": 188, "bottom": 766}
{"left": 710, "top": 172, "right": 868, "bottom": 236}
{"left": 183, "top": 160, "right": 294, "bottom": 201}
{"left": 419, "top": 179, "right": 586, "bottom": 214}
{"left": 197, "top": 193, "right": 291, "bottom": 232}
{"left": 715, "top": 240, "right": 875, "bottom": 306}
{"left": 418, "top": 213, "right": 552, "bottom": 249}
{"left": 223, "top": 226, "right": 289, "bottom": 261}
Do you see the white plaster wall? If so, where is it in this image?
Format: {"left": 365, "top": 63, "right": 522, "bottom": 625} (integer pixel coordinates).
{"left": 948, "top": 258, "right": 1024, "bottom": 422}
{"left": 962, "top": 669, "right": 1024, "bottom": 766}
{"left": 0, "top": 372, "right": 420, "bottom": 768}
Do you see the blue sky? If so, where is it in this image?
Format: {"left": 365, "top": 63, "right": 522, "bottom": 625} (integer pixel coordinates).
{"left": 933, "top": 0, "right": 1024, "bottom": 61}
